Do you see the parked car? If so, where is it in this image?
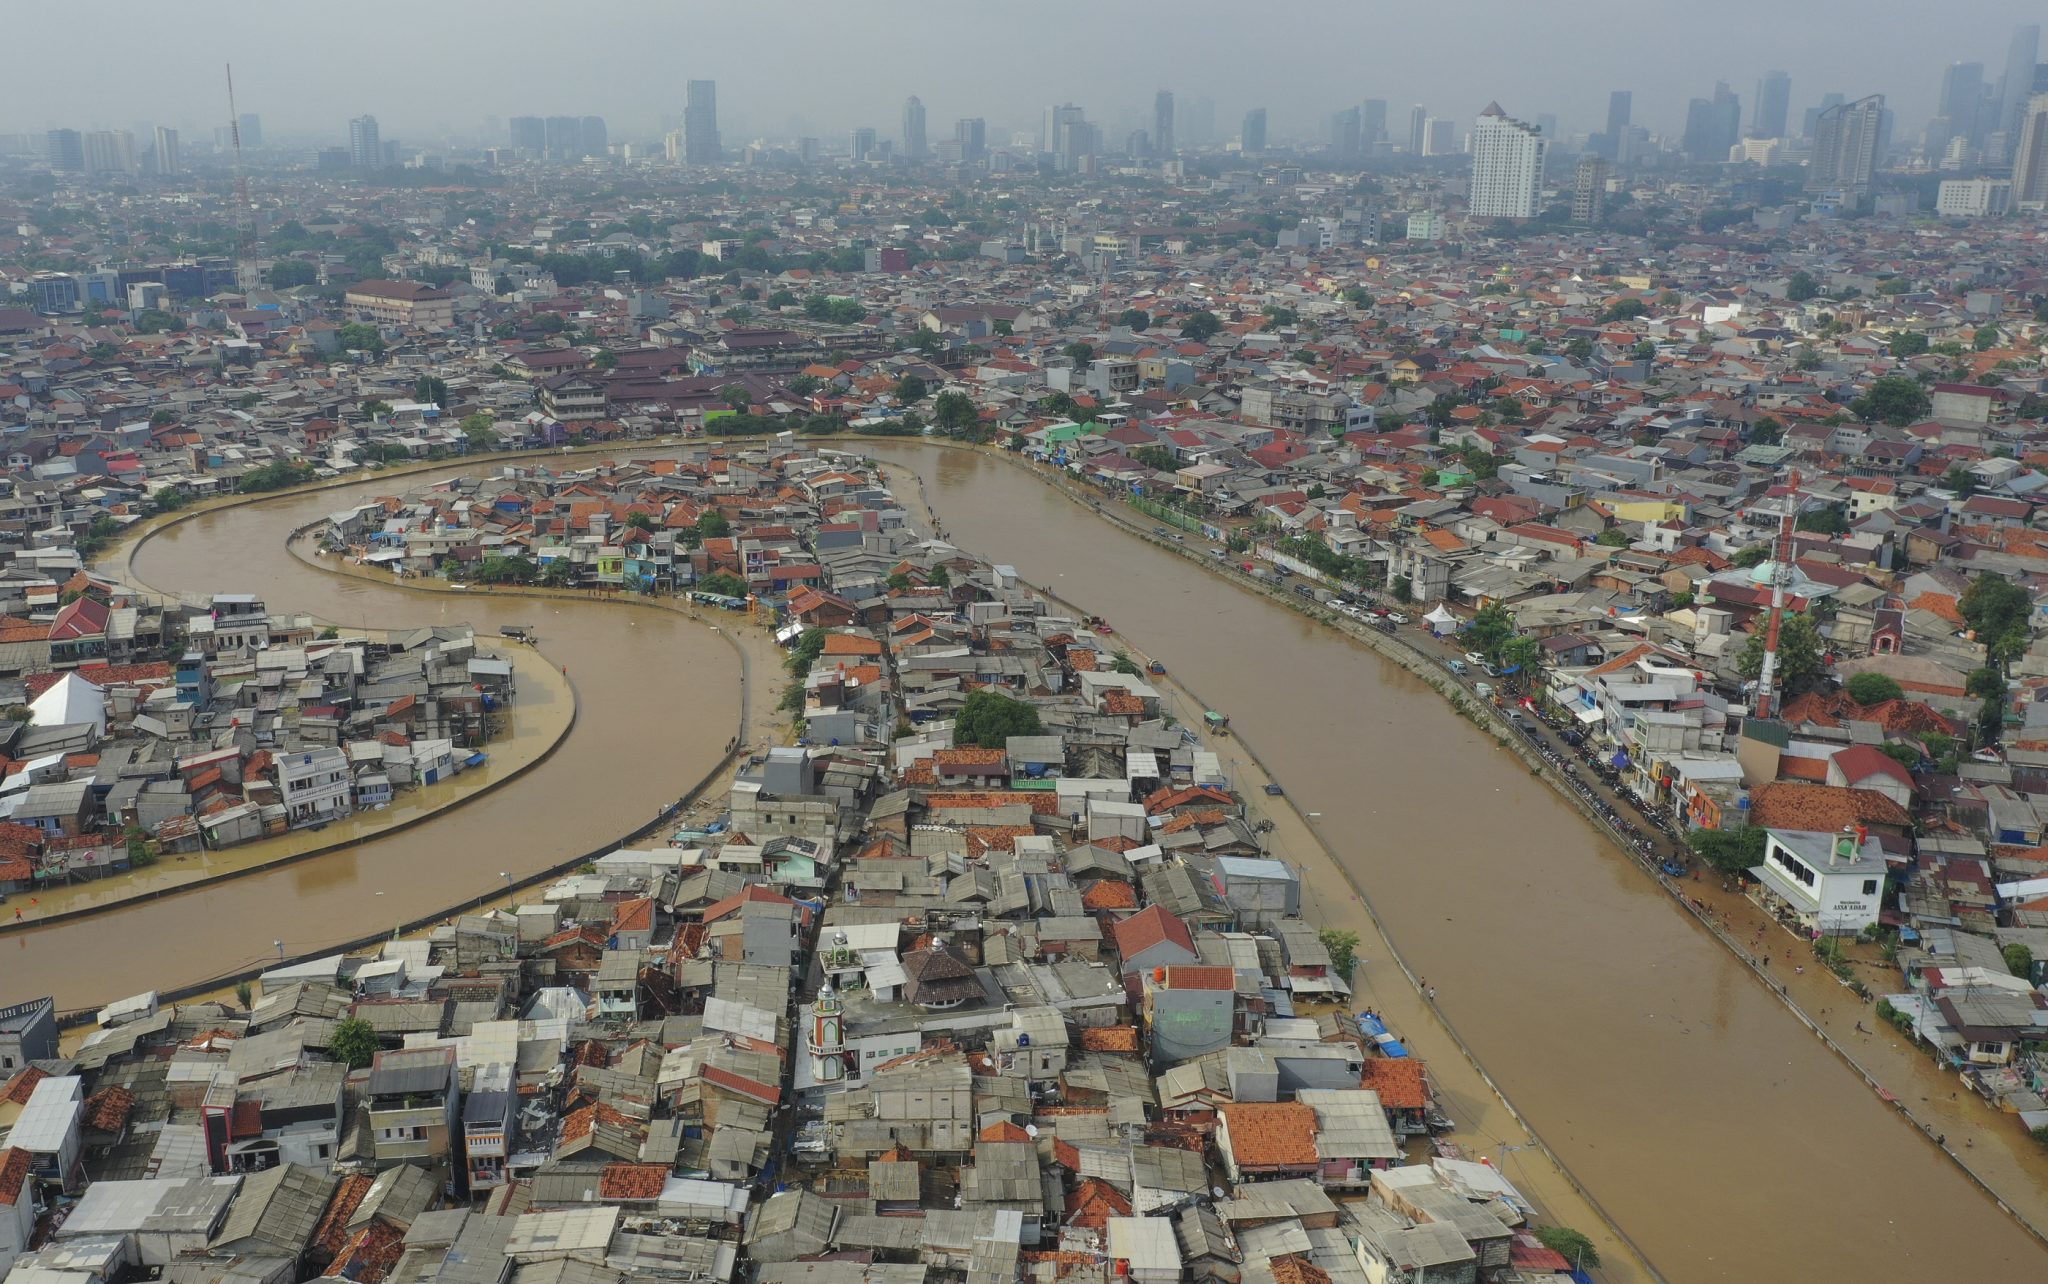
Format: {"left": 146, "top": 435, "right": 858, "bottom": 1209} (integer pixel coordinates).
{"left": 1449, "top": 660, "right": 1468, "bottom": 675}
{"left": 1210, "top": 548, "right": 1227, "bottom": 558}
{"left": 1293, "top": 584, "right": 1316, "bottom": 599}
{"left": 1465, "top": 651, "right": 1487, "bottom": 666}
{"left": 1387, "top": 612, "right": 1409, "bottom": 624}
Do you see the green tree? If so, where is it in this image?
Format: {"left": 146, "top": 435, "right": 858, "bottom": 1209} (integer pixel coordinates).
{"left": 1732, "top": 545, "right": 1770, "bottom": 568}
{"left": 1497, "top": 634, "right": 1541, "bottom": 676}
{"left": 1261, "top": 305, "right": 1299, "bottom": 329}
{"left": 1595, "top": 529, "right": 1629, "bottom": 548}
{"left": 624, "top": 511, "right": 657, "bottom": 531}
{"left": 1974, "top": 325, "right": 2001, "bottom": 351}
{"left": 1785, "top": 271, "right": 1819, "bottom": 302}
{"left": 413, "top": 375, "right": 448, "bottom": 408}
{"left": 328, "top": 1016, "right": 380, "bottom": 1069}
{"left": 1879, "top": 742, "right": 1921, "bottom": 772}
{"left": 895, "top": 374, "right": 928, "bottom": 403}
{"left": 1944, "top": 465, "right": 1978, "bottom": 497}
{"left": 460, "top": 412, "right": 496, "bottom": 450}
{"left": 954, "top": 689, "right": 1044, "bottom": 748}
{"left": 695, "top": 510, "right": 732, "bottom": 541}
{"left": 1463, "top": 601, "right": 1516, "bottom": 658}
{"left": 1115, "top": 308, "right": 1151, "bottom": 329}
{"left": 1690, "top": 825, "right": 1766, "bottom": 876}
{"left": 1391, "top": 575, "right": 1413, "bottom": 603}
{"left": 1888, "top": 331, "right": 1929, "bottom": 358}
{"left": 698, "top": 570, "right": 749, "bottom": 597}
{"left": 337, "top": 322, "right": 383, "bottom": 354}
{"left": 1846, "top": 673, "right": 1902, "bottom": 705}
{"left": 932, "top": 390, "right": 977, "bottom": 434}
{"left": 2004, "top": 942, "right": 2035, "bottom": 980}
{"left": 1967, "top": 666, "right": 2005, "bottom": 699}
{"left": 1342, "top": 287, "right": 1374, "bottom": 309}
{"left": 1598, "top": 297, "right": 1647, "bottom": 323}
{"left": 268, "top": 260, "right": 320, "bottom": 289}
{"left": 1180, "top": 310, "right": 1222, "bottom": 341}
{"left": 1851, "top": 376, "right": 1931, "bottom": 427}
{"left": 1564, "top": 337, "right": 1594, "bottom": 361}
{"left": 1533, "top": 1226, "right": 1601, "bottom": 1269}
{"left": 593, "top": 350, "right": 618, "bottom": 370}
{"left": 785, "top": 627, "right": 827, "bottom": 677}
{"left": 1736, "top": 612, "right": 1823, "bottom": 692}
{"left": 1749, "top": 416, "right": 1783, "bottom": 446}
{"left": 1320, "top": 928, "right": 1360, "bottom": 978}
{"left": 1959, "top": 573, "right": 2033, "bottom": 664}
{"left": 1796, "top": 504, "right": 1849, "bottom": 535}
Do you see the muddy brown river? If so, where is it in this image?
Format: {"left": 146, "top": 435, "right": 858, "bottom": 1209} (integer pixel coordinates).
{"left": 10, "top": 445, "right": 2043, "bottom": 1279}
{"left": 870, "top": 444, "right": 2046, "bottom": 1280}
{"left": 6, "top": 472, "right": 739, "bottom": 1010}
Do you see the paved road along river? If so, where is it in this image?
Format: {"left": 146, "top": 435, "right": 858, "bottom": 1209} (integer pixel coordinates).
{"left": 4, "top": 471, "right": 739, "bottom": 1011}
{"left": 9, "top": 445, "right": 2044, "bottom": 1280}
{"left": 869, "top": 443, "right": 2046, "bottom": 1281}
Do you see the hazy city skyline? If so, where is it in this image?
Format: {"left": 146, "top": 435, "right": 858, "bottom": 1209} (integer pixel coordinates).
{"left": 6, "top": 0, "right": 2046, "bottom": 148}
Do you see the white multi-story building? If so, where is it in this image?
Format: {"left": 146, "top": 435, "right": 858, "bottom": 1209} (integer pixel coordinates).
{"left": 1936, "top": 177, "right": 2012, "bottom": 217}
{"left": 278, "top": 745, "right": 353, "bottom": 828}
{"left": 1469, "top": 103, "right": 1545, "bottom": 219}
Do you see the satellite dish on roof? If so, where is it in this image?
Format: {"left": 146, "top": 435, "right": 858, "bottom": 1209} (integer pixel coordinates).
{"left": 1025, "top": 1123, "right": 1039, "bottom": 1138}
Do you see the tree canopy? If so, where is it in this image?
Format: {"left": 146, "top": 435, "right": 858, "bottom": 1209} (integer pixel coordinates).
{"left": 1737, "top": 611, "right": 1824, "bottom": 693}
{"left": 1958, "top": 573, "right": 2033, "bottom": 664}
{"left": 328, "top": 1016, "right": 379, "bottom": 1069}
{"left": 1690, "top": 825, "right": 1766, "bottom": 875}
{"left": 1851, "top": 376, "right": 1930, "bottom": 427}
{"left": 953, "top": 689, "right": 1043, "bottom": 749}
{"left": 1845, "top": 673, "right": 1902, "bottom": 706}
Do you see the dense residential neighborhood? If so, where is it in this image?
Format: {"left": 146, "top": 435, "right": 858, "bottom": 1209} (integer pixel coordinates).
{"left": 15, "top": 32, "right": 2048, "bottom": 1278}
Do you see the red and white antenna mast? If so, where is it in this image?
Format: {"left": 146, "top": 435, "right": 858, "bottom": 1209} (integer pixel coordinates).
{"left": 1753, "top": 469, "right": 1801, "bottom": 720}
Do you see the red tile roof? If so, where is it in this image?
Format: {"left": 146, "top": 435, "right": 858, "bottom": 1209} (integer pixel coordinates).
{"left": 1111, "top": 903, "right": 1196, "bottom": 962}
{"left": 599, "top": 1162, "right": 670, "bottom": 1201}
{"left": 1218, "top": 1101, "right": 1319, "bottom": 1167}
{"left": 1359, "top": 1057, "right": 1431, "bottom": 1109}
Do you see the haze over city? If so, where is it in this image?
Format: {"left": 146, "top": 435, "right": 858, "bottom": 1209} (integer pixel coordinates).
{"left": 7, "top": 0, "right": 2048, "bottom": 144}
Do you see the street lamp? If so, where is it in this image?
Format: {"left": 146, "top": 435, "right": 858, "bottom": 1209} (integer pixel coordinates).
{"left": 273, "top": 940, "right": 284, "bottom": 961}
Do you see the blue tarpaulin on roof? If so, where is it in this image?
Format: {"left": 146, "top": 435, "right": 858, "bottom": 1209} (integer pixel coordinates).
{"left": 1611, "top": 751, "right": 1631, "bottom": 769}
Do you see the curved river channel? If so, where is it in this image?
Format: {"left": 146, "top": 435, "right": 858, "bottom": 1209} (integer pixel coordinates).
{"left": 8, "top": 444, "right": 2044, "bottom": 1279}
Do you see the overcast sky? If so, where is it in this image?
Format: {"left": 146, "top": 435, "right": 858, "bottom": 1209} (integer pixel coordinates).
{"left": 6, "top": 1, "right": 2044, "bottom": 147}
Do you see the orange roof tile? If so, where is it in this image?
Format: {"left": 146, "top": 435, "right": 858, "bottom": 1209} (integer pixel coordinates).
{"left": 1359, "top": 1056, "right": 1431, "bottom": 1109}
{"left": 1218, "top": 1101, "right": 1319, "bottom": 1167}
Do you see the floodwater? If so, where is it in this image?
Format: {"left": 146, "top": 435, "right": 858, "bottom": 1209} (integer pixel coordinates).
{"left": 872, "top": 444, "right": 2047, "bottom": 1280}
{"left": 11, "top": 444, "right": 2044, "bottom": 1278}
{"left": 6, "top": 471, "right": 739, "bottom": 1011}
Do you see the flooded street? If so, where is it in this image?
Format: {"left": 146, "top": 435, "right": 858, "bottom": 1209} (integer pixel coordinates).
{"left": 8, "top": 471, "right": 739, "bottom": 1012}
{"left": 874, "top": 444, "right": 2047, "bottom": 1280}
{"left": 7, "top": 443, "right": 2042, "bottom": 1279}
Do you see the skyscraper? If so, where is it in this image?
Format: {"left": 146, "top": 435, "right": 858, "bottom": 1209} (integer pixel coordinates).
{"left": 1802, "top": 92, "right": 1846, "bottom": 138}
{"left": 1752, "top": 70, "right": 1791, "bottom": 138}
{"left": 1809, "top": 94, "right": 1885, "bottom": 194}
{"left": 1042, "top": 103, "right": 1084, "bottom": 163}
{"left": 1154, "top": 90, "right": 1176, "bottom": 157}
{"left": 1605, "top": 90, "right": 1632, "bottom": 142}
{"left": 849, "top": 127, "right": 877, "bottom": 162}
{"left": 153, "top": 125, "right": 179, "bottom": 175}
{"left": 580, "top": 117, "right": 607, "bottom": 157}
{"left": 1408, "top": 105, "right": 1427, "bottom": 154}
{"left": 1421, "top": 118, "right": 1457, "bottom": 156}
{"left": 684, "top": 80, "right": 720, "bottom": 164}
{"left": 237, "top": 113, "right": 262, "bottom": 148}
{"left": 955, "top": 117, "right": 986, "bottom": 162}
{"left": 1683, "top": 83, "right": 1740, "bottom": 162}
{"left": 44, "top": 129, "right": 83, "bottom": 172}
{"left": 902, "top": 96, "right": 927, "bottom": 160}
{"left": 1572, "top": 154, "right": 1609, "bottom": 225}
{"left": 510, "top": 116, "right": 545, "bottom": 153}
{"left": 1329, "top": 107, "right": 1361, "bottom": 159}
{"left": 1934, "top": 61, "right": 1986, "bottom": 150}
{"left": 2013, "top": 93, "right": 2048, "bottom": 209}
{"left": 1469, "top": 103, "right": 1545, "bottom": 218}
{"left": 1240, "top": 108, "right": 1267, "bottom": 153}
{"left": 544, "top": 116, "right": 580, "bottom": 161}
{"left": 348, "top": 115, "right": 381, "bottom": 169}
{"left": 83, "top": 130, "right": 136, "bottom": 174}
{"left": 1361, "top": 99, "right": 1388, "bottom": 146}
{"left": 2001, "top": 25, "right": 2041, "bottom": 139}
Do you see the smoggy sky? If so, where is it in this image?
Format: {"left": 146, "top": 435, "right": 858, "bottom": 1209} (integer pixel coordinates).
{"left": 6, "top": 0, "right": 2043, "bottom": 147}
